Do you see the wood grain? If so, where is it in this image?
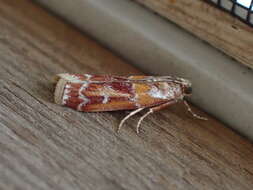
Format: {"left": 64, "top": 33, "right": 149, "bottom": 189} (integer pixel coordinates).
{"left": 0, "top": 0, "right": 253, "bottom": 189}
{"left": 133, "top": 0, "right": 253, "bottom": 69}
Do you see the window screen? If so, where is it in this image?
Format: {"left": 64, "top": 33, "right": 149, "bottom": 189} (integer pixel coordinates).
{"left": 207, "top": 0, "right": 253, "bottom": 26}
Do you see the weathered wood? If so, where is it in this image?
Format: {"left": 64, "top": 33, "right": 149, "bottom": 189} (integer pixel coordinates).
{"left": 0, "top": 0, "right": 253, "bottom": 189}
{"left": 134, "top": 0, "right": 253, "bottom": 69}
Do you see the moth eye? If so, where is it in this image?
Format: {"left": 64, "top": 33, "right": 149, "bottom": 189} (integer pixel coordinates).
{"left": 185, "top": 87, "right": 192, "bottom": 95}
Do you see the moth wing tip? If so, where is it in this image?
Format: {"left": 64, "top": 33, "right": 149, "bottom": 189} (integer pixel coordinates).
{"left": 54, "top": 77, "right": 68, "bottom": 105}
{"left": 52, "top": 73, "right": 68, "bottom": 83}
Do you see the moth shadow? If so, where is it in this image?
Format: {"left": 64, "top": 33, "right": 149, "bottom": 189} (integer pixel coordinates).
{"left": 24, "top": 79, "right": 56, "bottom": 104}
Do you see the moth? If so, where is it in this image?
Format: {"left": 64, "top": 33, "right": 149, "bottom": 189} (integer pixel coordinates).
{"left": 54, "top": 74, "right": 206, "bottom": 133}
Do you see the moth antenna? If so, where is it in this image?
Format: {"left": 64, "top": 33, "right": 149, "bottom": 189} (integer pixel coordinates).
{"left": 118, "top": 108, "right": 144, "bottom": 133}
{"left": 136, "top": 109, "right": 153, "bottom": 134}
{"left": 183, "top": 100, "right": 207, "bottom": 120}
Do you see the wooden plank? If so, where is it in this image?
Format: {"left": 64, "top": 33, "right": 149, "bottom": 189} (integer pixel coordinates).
{"left": 134, "top": 0, "right": 253, "bottom": 69}
{"left": 0, "top": 0, "right": 253, "bottom": 189}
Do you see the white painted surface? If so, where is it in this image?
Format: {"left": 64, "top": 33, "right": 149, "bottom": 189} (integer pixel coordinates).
{"left": 35, "top": 0, "right": 253, "bottom": 140}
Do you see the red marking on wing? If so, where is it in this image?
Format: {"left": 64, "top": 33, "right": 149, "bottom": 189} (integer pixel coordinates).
{"left": 89, "top": 75, "right": 112, "bottom": 81}
{"left": 65, "top": 97, "right": 83, "bottom": 110}
{"left": 88, "top": 75, "right": 128, "bottom": 82}
{"left": 109, "top": 82, "right": 133, "bottom": 95}
{"left": 86, "top": 96, "right": 104, "bottom": 105}
{"left": 85, "top": 83, "right": 103, "bottom": 91}
{"left": 108, "top": 97, "right": 130, "bottom": 102}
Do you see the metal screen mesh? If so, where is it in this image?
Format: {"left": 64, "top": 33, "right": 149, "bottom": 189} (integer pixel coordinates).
{"left": 207, "top": 0, "right": 253, "bottom": 26}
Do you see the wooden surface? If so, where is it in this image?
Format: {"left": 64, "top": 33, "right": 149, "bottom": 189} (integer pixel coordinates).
{"left": 1, "top": 0, "right": 253, "bottom": 189}
{"left": 134, "top": 0, "right": 253, "bottom": 69}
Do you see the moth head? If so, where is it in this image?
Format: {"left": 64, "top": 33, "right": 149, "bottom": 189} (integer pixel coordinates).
{"left": 182, "top": 80, "right": 192, "bottom": 96}
{"left": 184, "top": 85, "right": 192, "bottom": 96}
{"left": 171, "top": 77, "right": 192, "bottom": 96}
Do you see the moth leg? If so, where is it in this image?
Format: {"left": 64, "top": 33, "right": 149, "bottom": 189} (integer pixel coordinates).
{"left": 183, "top": 100, "right": 207, "bottom": 120}
{"left": 118, "top": 108, "right": 145, "bottom": 133}
{"left": 136, "top": 109, "right": 153, "bottom": 134}
{"left": 136, "top": 100, "right": 177, "bottom": 134}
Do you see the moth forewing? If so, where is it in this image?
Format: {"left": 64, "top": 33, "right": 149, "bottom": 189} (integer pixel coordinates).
{"left": 54, "top": 74, "right": 205, "bottom": 133}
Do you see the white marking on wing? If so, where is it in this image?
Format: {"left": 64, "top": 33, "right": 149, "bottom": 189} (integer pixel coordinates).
{"left": 102, "top": 93, "right": 109, "bottom": 104}
{"left": 131, "top": 83, "right": 140, "bottom": 107}
{"left": 84, "top": 74, "right": 92, "bottom": 80}
{"left": 77, "top": 82, "right": 90, "bottom": 111}
{"left": 148, "top": 85, "right": 168, "bottom": 99}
